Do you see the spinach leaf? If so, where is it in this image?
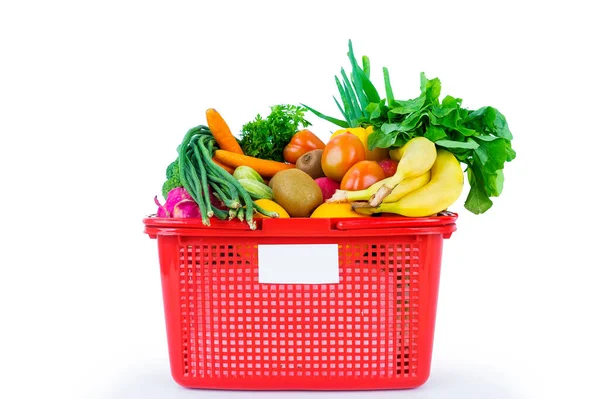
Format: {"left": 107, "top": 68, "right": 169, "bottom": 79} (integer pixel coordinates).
{"left": 484, "top": 169, "right": 504, "bottom": 197}
{"left": 436, "top": 139, "right": 480, "bottom": 150}
{"left": 431, "top": 96, "right": 461, "bottom": 118}
{"left": 390, "top": 96, "right": 426, "bottom": 115}
{"left": 421, "top": 73, "right": 441, "bottom": 103}
{"left": 368, "top": 128, "right": 397, "bottom": 150}
{"left": 505, "top": 140, "right": 517, "bottom": 162}
{"left": 400, "top": 109, "right": 429, "bottom": 132}
{"left": 425, "top": 125, "right": 447, "bottom": 142}
{"left": 381, "top": 122, "right": 403, "bottom": 134}
{"left": 474, "top": 137, "right": 506, "bottom": 173}
{"left": 465, "top": 166, "right": 494, "bottom": 214}
{"left": 492, "top": 109, "right": 513, "bottom": 140}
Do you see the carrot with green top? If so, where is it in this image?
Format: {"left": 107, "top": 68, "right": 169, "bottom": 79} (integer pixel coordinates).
{"left": 206, "top": 108, "right": 244, "bottom": 154}
{"left": 213, "top": 150, "right": 295, "bottom": 178}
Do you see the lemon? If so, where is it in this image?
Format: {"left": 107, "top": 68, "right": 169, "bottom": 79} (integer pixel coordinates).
{"left": 310, "top": 203, "right": 365, "bottom": 218}
{"left": 254, "top": 199, "right": 290, "bottom": 218}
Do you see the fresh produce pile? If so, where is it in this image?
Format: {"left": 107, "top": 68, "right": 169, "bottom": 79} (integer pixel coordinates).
{"left": 154, "top": 41, "right": 515, "bottom": 228}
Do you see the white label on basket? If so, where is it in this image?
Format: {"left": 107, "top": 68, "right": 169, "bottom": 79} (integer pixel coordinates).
{"left": 258, "top": 244, "right": 339, "bottom": 284}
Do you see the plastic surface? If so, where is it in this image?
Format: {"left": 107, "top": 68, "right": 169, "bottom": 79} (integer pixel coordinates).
{"left": 143, "top": 214, "right": 457, "bottom": 390}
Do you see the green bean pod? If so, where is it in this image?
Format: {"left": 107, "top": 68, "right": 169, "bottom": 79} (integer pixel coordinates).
{"left": 207, "top": 174, "right": 240, "bottom": 207}
{"left": 199, "top": 136, "right": 256, "bottom": 229}
{"left": 182, "top": 154, "right": 210, "bottom": 225}
{"left": 210, "top": 186, "right": 239, "bottom": 210}
{"left": 191, "top": 144, "right": 214, "bottom": 218}
{"left": 210, "top": 204, "right": 228, "bottom": 220}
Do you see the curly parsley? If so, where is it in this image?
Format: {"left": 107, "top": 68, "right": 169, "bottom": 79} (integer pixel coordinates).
{"left": 240, "top": 104, "right": 311, "bottom": 162}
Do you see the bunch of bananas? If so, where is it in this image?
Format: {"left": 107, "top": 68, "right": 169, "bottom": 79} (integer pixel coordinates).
{"left": 327, "top": 137, "right": 464, "bottom": 217}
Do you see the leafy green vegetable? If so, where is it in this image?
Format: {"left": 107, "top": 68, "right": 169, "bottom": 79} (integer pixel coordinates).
{"left": 304, "top": 39, "right": 516, "bottom": 215}
{"left": 302, "top": 41, "right": 380, "bottom": 129}
{"left": 240, "top": 104, "right": 311, "bottom": 162}
{"left": 466, "top": 167, "right": 493, "bottom": 214}
{"left": 365, "top": 73, "right": 516, "bottom": 214}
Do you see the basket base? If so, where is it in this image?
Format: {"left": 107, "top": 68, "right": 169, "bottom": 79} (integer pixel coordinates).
{"left": 171, "top": 372, "right": 431, "bottom": 390}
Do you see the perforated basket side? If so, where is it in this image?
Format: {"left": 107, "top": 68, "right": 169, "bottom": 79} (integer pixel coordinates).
{"left": 155, "top": 232, "right": 444, "bottom": 390}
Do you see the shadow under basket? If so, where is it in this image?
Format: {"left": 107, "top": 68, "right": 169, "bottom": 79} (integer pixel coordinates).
{"left": 143, "top": 214, "right": 457, "bottom": 390}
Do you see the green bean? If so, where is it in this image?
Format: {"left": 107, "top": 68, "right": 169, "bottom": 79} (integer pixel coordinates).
{"left": 200, "top": 137, "right": 226, "bottom": 177}
{"left": 190, "top": 124, "right": 210, "bottom": 133}
{"left": 177, "top": 128, "right": 199, "bottom": 196}
{"left": 211, "top": 190, "right": 226, "bottom": 206}
{"left": 210, "top": 181, "right": 240, "bottom": 209}
{"left": 236, "top": 188, "right": 256, "bottom": 229}
{"left": 210, "top": 204, "right": 228, "bottom": 220}
{"left": 207, "top": 174, "right": 240, "bottom": 206}
{"left": 191, "top": 143, "right": 214, "bottom": 218}
{"left": 206, "top": 137, "right": 215, "bottom": 155}
{"left": 182, "top": 164, "right": 200, "bottom": 200}
{"left": 236, "top": 207, "right": 245, "bottom": 222}
{"left": 198, "top": 136, "right": 256, "bottom": 229}
{"left": 183, "top": 154, "right": 209, "bottom": 225}
{"left": 176, "top": 127, "right": 226, "bottom": 225}
{"left": 198, "top": 136, "right": 239, "bottom": 203}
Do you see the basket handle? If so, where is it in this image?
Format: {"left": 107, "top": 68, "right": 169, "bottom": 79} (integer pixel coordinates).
{"left": 335, "top": 213, "right": 458, "bottom": 231}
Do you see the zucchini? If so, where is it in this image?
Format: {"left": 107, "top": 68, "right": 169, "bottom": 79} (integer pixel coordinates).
{"left": 233, "top": 166, "right": 264, "bottom": 184}
{"left": 237, "top": 179, "right": 273, "bottom": 200}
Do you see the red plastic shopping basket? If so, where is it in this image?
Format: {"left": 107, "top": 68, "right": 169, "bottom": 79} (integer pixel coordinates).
{"left": 143, "top": 214, "right": 457, "bottom": 390}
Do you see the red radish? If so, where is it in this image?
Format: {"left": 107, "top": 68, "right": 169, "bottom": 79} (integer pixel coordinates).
{"left": 314, "top": 177, "right": 340, "bottom": 201}
{"left": 173, "top": 199, "right": 201, "bottom": 218}
{"left": 154, "top": 196, "right": 169, "bottom": 217}
{"left": 156, "top": 187, "right": 221, "bottom": 218}
{"left": 164, "top": 187, "right": 192, "bottom": 214}
{"left": 378, "top": 158, "right": 399, "bottom": 178}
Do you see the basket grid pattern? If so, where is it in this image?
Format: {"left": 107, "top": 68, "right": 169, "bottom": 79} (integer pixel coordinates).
{"left": 177, "top": 239, "right": 421, "bottom": 379}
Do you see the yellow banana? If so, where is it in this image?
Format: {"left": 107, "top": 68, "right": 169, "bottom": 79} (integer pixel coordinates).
{"left": 328, "top": 171, "right": 429, "bottom": 203}
{"left": 351, "top": 171, "right": 430, "bottom": 209}
{"left": 327, "top": 171, "right": 431, "bottom": 203}
{"left": 370, "top": 137, "right": 436, "bottom": 206}
{"left": 327, "top": 176, "right": 392, "bottom": 203}
{"left": 382, "top": 170, "right": 430, "bottom": 203}
{"left": 388, "top": 146, "right": 405, "bottom": 162}
{"left": 354, "top": 149, "right": 464, "bottom": 217}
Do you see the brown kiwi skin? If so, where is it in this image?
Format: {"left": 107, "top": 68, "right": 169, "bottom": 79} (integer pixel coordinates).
{"left": 296, "top": 149, "right": 325, "bottom": 179}
{"left": 270, "top": 169, "right": 323, "bottom": 217}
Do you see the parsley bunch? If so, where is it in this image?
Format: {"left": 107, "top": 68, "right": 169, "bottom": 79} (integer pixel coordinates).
{"left": 240, "top": 104, "right": 311, "bottom": 162}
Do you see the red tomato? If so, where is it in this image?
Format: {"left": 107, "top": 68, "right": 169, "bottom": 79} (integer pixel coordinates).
{"left": 321, "top": 133, "right": 365, "bottom": 182}
{"left": 283, "top": 129, "right": 326, "bottom": 164}
{"left": 340, "top": 160, "right": 386, "bottom": 191}
{"left": 377, "top": 158, "right": 399, "bottom": 178}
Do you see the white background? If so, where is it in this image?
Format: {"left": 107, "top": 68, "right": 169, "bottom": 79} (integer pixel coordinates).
{"left": 1, "top": 1, "right": 599, "bottom": 398}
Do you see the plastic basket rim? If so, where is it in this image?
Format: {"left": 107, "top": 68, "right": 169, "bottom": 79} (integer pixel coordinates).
{"left": 143, "top": 212, "right": 458, "bottom": 232}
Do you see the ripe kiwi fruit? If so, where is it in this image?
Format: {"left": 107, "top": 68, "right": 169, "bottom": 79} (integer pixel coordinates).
{"left": 296, "top": 149, "right": 325, "bottom": 179}
{"left": 270, "top": 169, "right": 323, "bottom": 217}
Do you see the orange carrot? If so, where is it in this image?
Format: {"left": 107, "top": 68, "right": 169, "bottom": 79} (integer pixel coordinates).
{"left": 213, "top": 150, "right": 294, "bottom": 178}
{"left": 212, "top": 157, "right": 235, "bottom": 174}
{"left": 206, "top": 108, "right": 244, "bottom": 154}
